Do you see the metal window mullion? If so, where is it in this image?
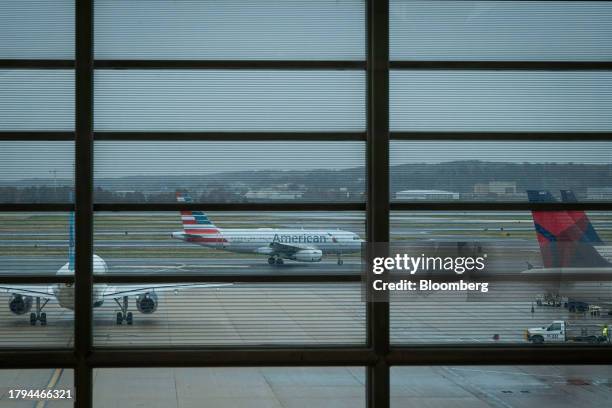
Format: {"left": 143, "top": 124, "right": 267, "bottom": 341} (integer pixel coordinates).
{"left": 387, "top": 346, "right": 612, "bottom": 365}
{"left": 367, "top": 1, "right": 390, "bottom": 408}
{"left": 75, "top": 0, "right": 94, "bottom": 407}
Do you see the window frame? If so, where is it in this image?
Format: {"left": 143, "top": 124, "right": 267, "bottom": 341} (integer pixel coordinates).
{"left": 0, "top": 1, "right": 611, "bottom": 408}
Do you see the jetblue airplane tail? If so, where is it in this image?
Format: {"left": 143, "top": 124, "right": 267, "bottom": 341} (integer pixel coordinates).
{"left": 560, "top": 190, "right": 603, "bottom": 243}
{"left": 176, "top": 192, "right": 220, "bottom": 236}
{"left": 527, "top": 190, "right": 609, "bottom": 268}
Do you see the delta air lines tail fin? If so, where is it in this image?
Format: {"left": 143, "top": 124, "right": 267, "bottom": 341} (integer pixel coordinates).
{"left": 527, "top": 190, "right": 609, "bottom": 268}
{"left": 560, "top": 190, "right": 603, "bottom": 244}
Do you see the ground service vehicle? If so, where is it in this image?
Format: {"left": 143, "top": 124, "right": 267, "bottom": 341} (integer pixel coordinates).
{"left": 526, "top": 320, "right": 607, "bottom": 344}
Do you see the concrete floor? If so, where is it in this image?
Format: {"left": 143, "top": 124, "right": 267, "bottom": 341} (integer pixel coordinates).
{"left": 2, "top": 365, "right": 611, "bottom": 408}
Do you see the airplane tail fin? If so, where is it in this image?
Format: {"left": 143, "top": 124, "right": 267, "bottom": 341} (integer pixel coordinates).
{"left": 527, "top": 190, "right": 609, "bottom": 268}
{"left": 176, "top": 191, "right": 220, "bottom": 235}
{"left": 560, "top": 190, "right": 603, "bottom": 243}
{"left": 68, "top": 191, "right": 75, "bottom": 271}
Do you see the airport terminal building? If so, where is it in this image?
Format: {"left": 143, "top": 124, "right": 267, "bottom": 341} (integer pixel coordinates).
{"left": 1, "top": 1, "right": 612, "bottom": 407}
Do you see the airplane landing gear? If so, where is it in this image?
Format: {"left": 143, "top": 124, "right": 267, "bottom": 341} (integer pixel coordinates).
{"left": 114, "top": 296, "right": 133, "bottom": 325}
{"left": 29, "top": 297, "right": 49, "bottom": 326}
{"left": 337, "top": 255, "right": 344, "bottom": 266}
{"left": 268, "top": 256, "right": 284, "bottom": 265}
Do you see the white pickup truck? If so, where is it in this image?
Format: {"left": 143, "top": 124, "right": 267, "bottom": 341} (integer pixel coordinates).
{"left": 526, "top": 320, "right": 608, "bottom": 344}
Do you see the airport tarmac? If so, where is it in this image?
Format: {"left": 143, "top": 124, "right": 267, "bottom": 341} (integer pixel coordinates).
{"left": 1, "top": 281, "right": 610, "bottom": 348}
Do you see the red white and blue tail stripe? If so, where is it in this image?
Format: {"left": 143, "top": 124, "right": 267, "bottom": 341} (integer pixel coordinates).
{"left": 176, "top": 192, "right": 225, "bottom": 243}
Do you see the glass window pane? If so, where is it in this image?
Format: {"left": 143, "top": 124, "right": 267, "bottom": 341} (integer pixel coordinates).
{"left": 390, "top": 71, "right": 612, "bottom": 132}
{"left": 94, "top": 283, "right": 363, "bottom": 346}
{"left": 0, "top": 1, "right": 74, "bottom": 59}
{"left": 94, "top": 141, "right": 365, "bottom": 203}
{"left": 0, "top": 212, "right": 73, "bottom": 276}
{"left": 390, "top": 211, "right": 612, "bottom": 345}
{"left": 0, "top": 141, "right": 74, "bottom": 204}
{"left": 94, "top": 70, "right": 365, "bottom": 131}
{"left": 95, "top": 0, "right": 365, "bottom": 60}
{"left": 0, "top": 70, "right": 74, "bottom": 131}
{"left": 391, "top": 1, "right": 612, "bottom": 61}
{"left": 94, "top": 368, "right": 365, "bottom": 407}
{"left": 0, "top": 369, "right": 73, "bottom": 406}
{"left": 94, "top": 211, "right": 364, "bottom": 275}
{"left": 0, "top": 293, "right": 73, "bottom": 348}
{"left": 390, "top": 141, "right": 612, "bottom": 202}
{"left": 392, "top": 366, "right": 612, "bottom": 407}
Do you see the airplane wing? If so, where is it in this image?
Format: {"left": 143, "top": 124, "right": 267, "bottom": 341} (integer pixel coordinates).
{"left": 101, "top": 283, "right": 232, "bottom": 299}
{"left": 269, "top": 241, "right": 315, "bottom": 255}
{"left": 0, "top": 285, "right": 55, "bottom": 297}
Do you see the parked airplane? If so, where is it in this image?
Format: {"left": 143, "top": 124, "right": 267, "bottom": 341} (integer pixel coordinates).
{"left": 0, "top": 211, "right": 230, "bottom": 326}
{"left": 524, "top": 190, "right": 612, "bottom": 305}
{"left": 171, "top": 192, "right": 363, "bottom": 265}
{"left": 559, "top": 189, "right": 612, "bottom": 261}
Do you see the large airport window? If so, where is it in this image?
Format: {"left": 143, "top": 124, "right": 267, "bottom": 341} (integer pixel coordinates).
{"left": 93, "top": 367, "right": 365, "bottom": 407}
{"left": 95, "top": 0, "right": 365, "bottom": 60}
{"left": 390, "top": 141, "right": 612, "bottom": 202}
{"left": 94, "top": 70, "right": 365, "bottom": 131}
{"left": 94, "top": 142, "right": 365, "bottom": 203}
{"left": 3, "top": 1, "right": 612, "bottom": 407}
{"left": 390, "top": 71, "right": 612, "bottom": 131}
{"left": 390, "top": 1, "right": 612, "bottom": 61}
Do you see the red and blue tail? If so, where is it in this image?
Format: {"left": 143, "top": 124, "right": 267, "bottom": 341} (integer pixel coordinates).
{"left": 559, "top": 190, "right": 603, "bottom": 244}
{"left": 527, "top": 190, "right": 608, "bottom": 268}
{"left": 176, "top": 192, "right": 224, "bottom": 242}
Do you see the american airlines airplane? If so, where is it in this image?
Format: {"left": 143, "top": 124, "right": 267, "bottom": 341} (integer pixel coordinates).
{"left": 171, "top": 193, "right": 364, "bottom": 265}
{"left": 0, "top": 212, "right": 230, "bottom": 326}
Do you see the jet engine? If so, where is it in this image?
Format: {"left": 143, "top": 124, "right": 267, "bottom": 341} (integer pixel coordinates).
{"left": 9, "top": 294, "right": 32, "bottom": 315}
{"left": 291, "top": 249, "right": 323, "bottom": 262}
{"left": 136, "top": 292, "right": 158, "bottom": 314}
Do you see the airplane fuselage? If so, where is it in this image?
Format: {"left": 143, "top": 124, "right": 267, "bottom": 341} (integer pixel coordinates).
{"left": 50, "top": 255, "right": 108, "bottom": 310}
{"left": 172, "top": 228, "right": 363, "bottom": 256}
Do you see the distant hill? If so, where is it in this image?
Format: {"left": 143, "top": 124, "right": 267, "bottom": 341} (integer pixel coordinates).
{"left": 1, "top": 160, "right": 611, "bottom": 202}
